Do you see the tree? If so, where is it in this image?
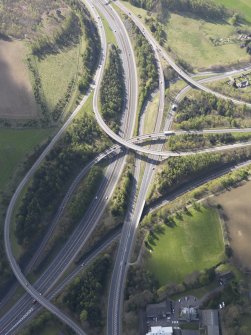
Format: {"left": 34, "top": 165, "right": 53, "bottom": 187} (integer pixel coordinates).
{"left": 80, "top": 309, "right": 88, "bottom": 322}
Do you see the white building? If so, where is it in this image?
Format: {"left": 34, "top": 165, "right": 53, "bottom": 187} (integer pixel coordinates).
{"left": 146, "top": 326, "right": 173, "bottom": 335}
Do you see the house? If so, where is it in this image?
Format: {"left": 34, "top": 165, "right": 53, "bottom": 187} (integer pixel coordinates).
{"left": 200, "top": 310, "right": 220, "bottom": 335}
{"left": 146, "top": 300, "right": 172, "bottom": 322}
{"left": 237, "top": 80, "right": 249, "bottom": 88}
{"left": 146, "top": 326, "right": 173, "bottom": 335}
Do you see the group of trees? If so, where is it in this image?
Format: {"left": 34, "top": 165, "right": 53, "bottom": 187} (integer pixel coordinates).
{"left": 20, "top": 312, "right": 69, "bottom": 335}
{"left": 36, "top": 166, "right": 104, "bottom": 270}
{"left": 222, "top": 301, "right": 251, "bottom": 335}
{"left": 15, "top": 112, "right": 110, "bottom": 253}
{"left": 68, "top": 167, "right": 103, "bottom": 224}
{"left": 100, "top": 45, "right": 125, "bottom": 132}
{"left": 148, "top": 148, "right": 251, "bottom": 204}
{"left": 164, "top": 0, "right": 228, "bottom": 20}
{"left": 31, "top": 12, "right": 81, "bottom": 57}
{"left": 175, "top": 92, "right": 251, "bottom": 129}
{"left": 52, "top": 79, "right": 75, "bottom": 122}
{"left": 78, "top": 10, "right": 100, "bottom": 94}
{"left": 29, "top": 1, "right": 100, "bottom": 125}
{"left": 0, "top": 0, "right": 101, "bottom": 299}
{"left": 52, "top": 3, "right": 100, "bottom": 121}
{"left": 167, "top": 132, "right": 251, "bottom": 151}
{"left": 125, "top": 265, "right": 158, "bottom": 312}
{"left": 245, "top": 40, "right": 251, "bottom": 55}
{"left": 126, "top": 0, "right": 229, "bottom": 20}
{"left": 26, "top": 58, "right": 50, "bottom": 125}
{"left": 144, "top": 16, "right": 166, "bottom": 45}
{"left": 111, "top": 166, "right": 133, "bottom": 218}
{"left": 127, "top": 18, "right": 158, "bottom": 125}
{"left": 63, "top": 254, "right": 111, "bottom": 327}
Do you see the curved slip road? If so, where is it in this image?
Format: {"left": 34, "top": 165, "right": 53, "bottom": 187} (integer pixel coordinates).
{"left": 2, "top": 1, "right": 251, "bottom": 334}
{"left": 116, "top": 0, "right": 251, "bottom": 108}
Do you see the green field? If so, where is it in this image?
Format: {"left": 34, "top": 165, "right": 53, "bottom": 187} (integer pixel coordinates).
{"left": 147, "top": 207, "right": 225, "bottom": 286}
{"left": 36, "top": 44, "right": 81, "bottom": 111}
{"left": 120, "top": 1, "right": 251, "bottom": 71}
{"left": 216, "top": 0, "right": 251, "bottom": 21}
{"left": 167, "top": 13, "right": 250, "bottom": 70}
{"left": 0, "top": 128, "right": 53, "bottom": 191}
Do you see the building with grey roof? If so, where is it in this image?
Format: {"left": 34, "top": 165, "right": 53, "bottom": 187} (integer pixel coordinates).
{"left": 200, "top": 310, "right": 220, "bottom": 335}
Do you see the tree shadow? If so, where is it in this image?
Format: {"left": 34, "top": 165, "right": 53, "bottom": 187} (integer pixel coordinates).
{"left": 173, "top": 10, "right": 229, "bottom": 26}
{"left": 176, "top": 211, "right": 183, "bottom": 221}
{"left": 145, "top": 240, "right": 153, "bottom": 251}
{"left": 164, "top": 217, "right": 176, "bottom": 228}
{"left": 184, "top": 207, "right": 192, "bottom": 216}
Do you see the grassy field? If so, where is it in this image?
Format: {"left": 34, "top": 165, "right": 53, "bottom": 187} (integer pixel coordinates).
{"left": 36, "top": 44, "right": 81, "bottom": 112}
{"left": 143, "top": 93, "right": 159, "bottom": 134}
{"left": 0, "top": 128, "right": 53, "bottom": 191}
{"left": 216, "top": 0, "right": 251, "bottom": 21}
{"left": 120, "top": 1, "right": 251, "bottom": 71}
{"left": 147, "top": 207, "right": 225, "bottom": 286}
{"left": 167, "top": 13, "right": 250, "bottom": 71}
{"left": 0, "top": 0, "right": 69, "bottom": 39}
{"left": 0, "top": 40, "right": 38, "bottom": 119}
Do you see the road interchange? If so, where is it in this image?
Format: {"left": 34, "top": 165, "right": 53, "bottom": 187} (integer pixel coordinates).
{"left": 2, "top": 0, "right": 251, "bottom": 334}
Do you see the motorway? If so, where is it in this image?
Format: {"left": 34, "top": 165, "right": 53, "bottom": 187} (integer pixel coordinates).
{"left": 106, "top": 0, "right": 167, "bottom": 332}
{"left": 4, "top": 124, "right": 251, "bottom": 306}
{"left": 2, "top": 0, "right": 251, "bottom": 334}
{"left": 3, "top": 105, "right": 251, "bottom": 333}
{"left": 6, "top": 156, "right": 251, "bottom": 334}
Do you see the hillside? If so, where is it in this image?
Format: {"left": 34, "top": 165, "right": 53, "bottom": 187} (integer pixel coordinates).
{"left": 0, "top": 0, "right": 72, "bottom": 40}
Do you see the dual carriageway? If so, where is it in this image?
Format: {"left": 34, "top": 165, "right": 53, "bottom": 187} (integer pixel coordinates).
{"left": 2, "top": 0, "right": 251, "bottom": 334}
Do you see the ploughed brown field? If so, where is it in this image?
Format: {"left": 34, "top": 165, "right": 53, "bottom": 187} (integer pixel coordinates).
{"left": 213, "top": 181, "right": 251, "bottom": 269}
{"left": 0, "top": 40, "right": 38, "bottom": 119}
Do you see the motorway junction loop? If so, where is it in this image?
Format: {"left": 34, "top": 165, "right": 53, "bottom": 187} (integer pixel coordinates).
{"left": 2, "top": 0, "right": 251, "bottom": 334}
